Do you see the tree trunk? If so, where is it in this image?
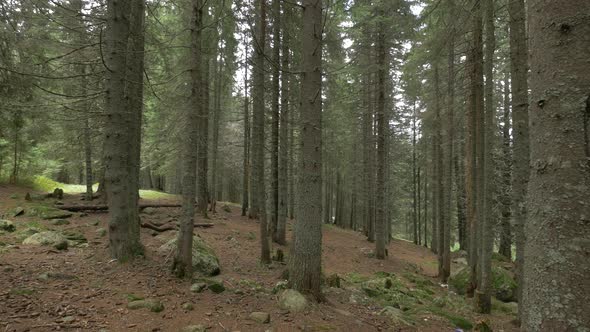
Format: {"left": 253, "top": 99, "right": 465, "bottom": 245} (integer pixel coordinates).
{"left": 508, "top": 0, "right": 530, "bottom": 318}
{"left": 375, "top": 14, "right": 387, "bottom": 260}
{"left": 498, "top": 69, "right": 512, "bottom": 260}
{"left": 196, "top": 54, "right": 209, "bottom": 218}
{"left": 475, "top": 0, "right": 494, "bottom": 313}
{"left": 289, "top": 0, "right": 323, "bottom": 300}
{"left": 523, "top": 1, "right": 590, "bottom": 329}
{"left": 412, "top": 101, "right": 418, "bottom": 245}
{"left": 104, "top": 0, "right": 143, "bottom": 261}
{"left": 270, "top": 0, "right": 280, "bottom": 243}
{"left": 241, "top": 48, "right": 250, "bottom": 217}
{"left": 466, "top": 0, "right": 483, "bottom": 297}
{"left": 173, "top": 0, "right": 202, "bottom": 278}
{"left": 252, "top": 0, "right": 270, "bottom": 264}
{"left": 276, "top": 1, "right": 289, "bottom": 245}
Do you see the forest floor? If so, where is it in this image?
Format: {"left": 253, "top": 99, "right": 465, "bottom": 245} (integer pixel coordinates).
{"left": 0, "top": 183, "right": 519, "bottom": 332}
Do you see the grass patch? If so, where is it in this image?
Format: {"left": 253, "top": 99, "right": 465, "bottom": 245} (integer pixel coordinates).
{"left": 426, "top": 307, "right": 473, "bottom": 330}
{"left": 32, "top": 176, "right": 98, "bottom": 193}
{"left": 138, "top": 189, "right": 177, "bottom": 200}
{"left": 31, "top": 175, "right": 178, "bottom": 200}
{"left": 10, "top": 288, "right": 35, "bottom": 296}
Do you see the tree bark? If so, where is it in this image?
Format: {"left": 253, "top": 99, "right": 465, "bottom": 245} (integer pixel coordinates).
{"left": 104, "top": 0, "right": 143, "bottom": 261}
{"left": 475, "top": 0, "right": 494, "bottom": 313}
{"left": 241, "top": 46, "right": 250, "bottom": 217}
{"left": 375, "top": 13, "right": 387, "bottom": 260}
{"left": 508, "top": 0, "right": 530, "bottom": 318}
{"left": 498, "top": 69, "right": 512, "bottom": 260}
{"left": 289, "top": 0, "right": 323, "bottom": 300}
{"left": 523, "top": 1, "right": 590, "bottom": 330}
{"left": 270, "top": 0, "right": 280, "bottom": 243}
{"left": 276, "top": 0, "right": 289, "bottom": 245}
{"left": 173, "top": 0, "right": 202, "bottom": 278}
{"left": 252, "top": 0, "right": 270, "bottom": 263}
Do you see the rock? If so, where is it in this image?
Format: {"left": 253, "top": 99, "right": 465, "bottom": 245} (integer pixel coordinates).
{"left": 182, "top": 303, "right": 194, "bottom": 311}
{"left": 27, "top": 205, "right": 72, "bottom": 220}
{"left": 379, "top": 306, "right": 410, "bottom": 325}
{"left": 52, "top": 188, "right": 64, "bottom": 200}
{"left": 23, "top": 231, "right": 68, "bottom": 250}
{"left": 278, "top": 289, "right": 307, "bottom": 312}
{"left": 222, "top": 205, "right": 232, "bottom": 213}
{"left": 50, "top": 219, "right": 70, "bottom": 226}
{"left": 54, "top": 201, "right": 64, "bottom": 206}
{"left": 180, "top": 325, "right": 206, "bottom": 332}
{"left": 325, "top": 274, "right": 341, "bottom": 288}
{"left": 249, "top": 312, "right": 270, "bottom": 324}
{"left": 62, "top": 231, "right": 87, "bottom": 246}
{"left": 142, "top": 207, "right": 156, "bottom": 215}
{"left": 127, "top": 299, "right": 164, "bottom": 312}
{"left": 192, "top": 277, "right": 226, "bottom": 293}
{"left": 208, "top": 281, "right": 226, "bottom": 294}
{"left": 96, "top": 228, "right": 107, "bottom": 237}
{"left": 0, "top": 220, "right": 16, "bottom": 232}
{"left": 190, "top": 282, "right": 207, "bottom": 293}
{"left": 37, "top": 272, "right": 77, "bottom": 281}
{"left": 272, "top": 280, "right": 288, "bottom": 294}
{"left": 449, "top": 266, "right": 517, "bottom": 302}
{"left": 61, "top": 316, "right": 75, "bottom": 323}
{"left": 159, "top": 236, "right": 220, "bottom": 276}
{"left": 13, "top": 207, "right": 24, "bottom": 217}
{"left": 452, "top": 257, "right": 468, "bottom": 265}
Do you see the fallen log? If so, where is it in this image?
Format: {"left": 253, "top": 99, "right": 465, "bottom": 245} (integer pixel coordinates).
{"left": 140, "top": 221, "right": 214, "bottom": 233}
{"left": 56, "top": 203, "right": 181, "bottom": 212}
{"left": 141, "top": 221, "right": 176, "bottom": 232}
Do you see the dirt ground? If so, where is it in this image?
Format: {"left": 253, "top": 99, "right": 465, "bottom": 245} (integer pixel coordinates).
{"left": 0, "top": 184, "right": 518, "bottom": 332}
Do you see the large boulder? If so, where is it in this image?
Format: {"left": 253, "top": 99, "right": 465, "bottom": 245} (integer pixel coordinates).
{"left": 278, "top": 289, "right": 308, "bottom": 312}
{"left": 449, "top": 266, "right": 517, "bottom": 302}
{"left": 0, "top": 220, "right": 16, "bottom": 232}
{"left": 159, "top": 236, "right": 220, "bottom": 276}
{"left": 23, "top": 231, "right": 68, "bottom": 250}
{"left": 27, "top": 205, "right": 72, "bottom": 220}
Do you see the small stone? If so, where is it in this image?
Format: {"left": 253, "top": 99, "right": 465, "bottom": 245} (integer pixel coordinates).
{"left": 127, "top": 299, "right": 164, "bottom": 313}
{"left": 51, "top": 219, "right": 70, "bottom": 226}
{"left": 37, "top": 273, "right": 50, "bottom": 281}
{"left": 61, "top": 316, "right": 75, "bottom": 323}
{"left": 325, "top": 274, "right": 341, "bottom": 288}
{"left": 182, "top": 303, "right": 194, "bottom": 311}
{"left": 181, "top": 325, "right": 206, "bottom": 332}
{"left": 278, "top": 289, "right": 307, "bottom": 312}
{"left": 96, "top": 228, "right": 107, "bottom": 237}
{"left": 249, "top": 312, "right": 270, "bottom": 324}
{"left": 190, "top": 283, "right": 207, "bottom": 293}
{"left": 208, "top": 282, "right": 225, "bottom": 294}
{"left": 54, "top": 201, "right": 64, "bottom": 206}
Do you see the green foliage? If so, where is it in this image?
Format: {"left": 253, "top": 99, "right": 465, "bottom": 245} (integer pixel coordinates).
{"left": 448, "top": 266, "right": 517, "bottom": 302}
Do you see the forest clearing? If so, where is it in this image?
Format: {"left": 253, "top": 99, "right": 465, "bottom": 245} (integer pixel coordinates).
{"left": 0, "top": 0, "right": 589, "bottom": 331}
